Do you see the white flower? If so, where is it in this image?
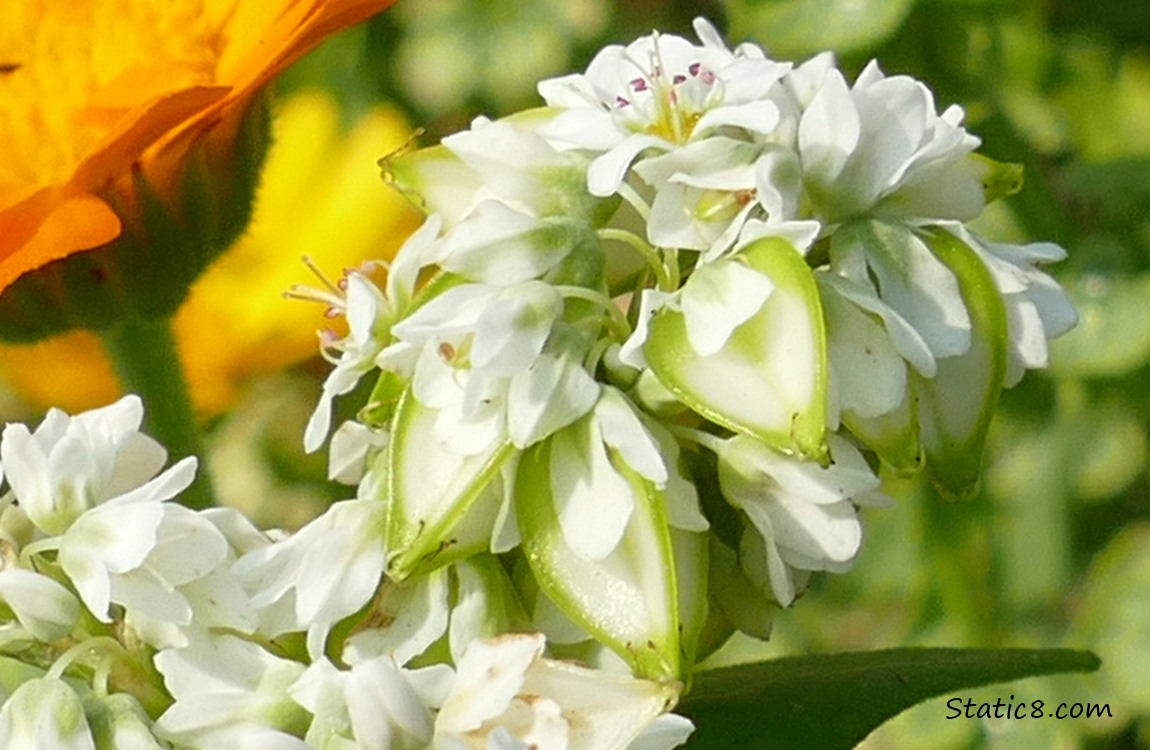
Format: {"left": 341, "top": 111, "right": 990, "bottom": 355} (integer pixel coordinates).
{"left": 128, "top": 507, "right": 261, "bottom": 649}
{"left": 818, "top": 272, "right": 931, "bottom": 424}
{"left": 717, "top": 434, "right": 891, "bottom": 606}
{"left": 620, "top": 223, "right": 819, "bottom": 371}
{"left": 434, "top": 201, "right": 590, "bottom": 285}
{"left": 632, "top": 137, "right": 763, "bottom": 255}
{"left": 343, "top": 570, "right": 451, "bottom": 667}
{"left": 304, "top": 272, "right": 392, "bottom": 454}
{"left": 549, "top": 387, "right": 668, "bottom": 562}
{"left": 328, "top": 420, "right": 390, "bottom": 485}
{"left": 617, "top": 256, "right": 772, "bottom": 368}
{"left": 154, "top": 633, "right": 310, "bottom": 750}
{"left": 794, "top": 57, "right": 983, "bottom": 224}
{"left": 829, "top": 220, "right": 972, "bottom": 365}
{"left": 0, "top": 569, "right": 80, "bottom": 642}
{"left": 0, "top": 395, "right": 166, "bottom": 535}
{"left": 945, "top": 225, "right": 1078, "bottom": 386}
{"left": 441, "top": 116, "right": 602, "bottom": 221}
{"left": 630, "top": 139, "right": 810, "bottom": 262}
{"left": 56, "top": 457, "right": 230, "bottom": 626}
{"left": 394, "top": 282, "right": 596, "bottom": 455}
{"left": 291, "top": 655, "right": 451, "bottom": 750}
{"left": 389, "top": 114, "right": 602, "bottom": 228}
{"left": 303, "top": 215, "right": 442, "bottom": 453}
{"left": 538, "top": 18, "right": 790, "bottom": 196}
{"left": 0, "top": 677, "right": 95, "bottom": 750}
{"left": 234, "top": 498, "right": 387, "bottom": 657}
{"left": 435, "top": 633, "right": 688, "bottom": 750}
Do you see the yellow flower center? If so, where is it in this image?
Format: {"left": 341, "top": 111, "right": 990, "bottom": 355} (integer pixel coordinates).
{"left": 0, "top": 0, "right": 231, "bottom": 190}
{"left": 645, "top": 95, "right": 702, "bottom": 145}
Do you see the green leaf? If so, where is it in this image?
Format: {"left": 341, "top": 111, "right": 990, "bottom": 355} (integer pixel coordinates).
{"left": 726, "top": 0, "right": 917, "bottom": 59}
{"left": 647, "top": 238, "right": 829, "bottom": 463}
{"left": 679, "top": 647, "right": 1100, "bottom": 750}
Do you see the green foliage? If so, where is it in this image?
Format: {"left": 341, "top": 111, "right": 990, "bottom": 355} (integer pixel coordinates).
{"left": 680, "top": 648, "right": 1099, "bottom": 749}
{"left": 725, "top": 0, "right": 917, "bottom": 59}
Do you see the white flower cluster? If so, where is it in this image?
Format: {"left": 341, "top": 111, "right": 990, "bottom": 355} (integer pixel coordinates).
{"left": 0, "top": 17, "right": 1076, "bottom": 750}
{"left": 0, "top": 398, "right": 691, "bottom": 749}
{"left": 285, "top": 17, "right": 1077, "bottom": 712}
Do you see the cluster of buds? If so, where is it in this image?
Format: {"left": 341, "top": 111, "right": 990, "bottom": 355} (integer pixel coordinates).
{"left": 0, "top": 18, "right": 1075, "bottom": 750}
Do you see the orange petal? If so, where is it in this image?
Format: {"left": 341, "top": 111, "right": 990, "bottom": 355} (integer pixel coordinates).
{"left": 0, "top": 192, "right": 122, "bottom": 294}
{"left": 71, "top": 85, "right": 231, "bottom": 191}
{"left": 216, "top": 0, "right": 400, "bottom": 104}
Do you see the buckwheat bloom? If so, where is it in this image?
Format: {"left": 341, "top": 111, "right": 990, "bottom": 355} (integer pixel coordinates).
{"left": 631, "top": 138, "right": 765, "bottom": 257}
{"left": 291, "top": 655, "right": 451, "bottom": 750}
{"left": 944, "top": 224, "right": 1079, "bottom": 386}
{"left": 717, "top": 434, "right": 891, "bottom": 606}
{"left": 82, "top": 692, "right": 167, "bottom": 750}
{"left": 537, "top": 18, "right": 790, "bottom": 196}
{"left": 389, "top": 280, "right": 598, "bottom": 455}
{"left": 234, "top": 498, "right": 388, "bottom": 657}
{"left": 0, "top": 569, "right": 81, "bottom": 642}
{"left": 638, "top": 234, "right": 831, "bottom": 461}
{"left": 548, "top": 387, "right": 668, "bottom": 562}
{"left": 0, "top": 677, "right": 95, "bottom": 750}
{"left": 154, "top": 633, "right": 310, "bottom": 750}
{"left": 435, "top": 633, "right": 689, "bottom": 750}
{"left": 55, "top": 456, "right": 231, "bottom": 625}
{"left": 0, "top": 395, "right": 165, "bottom": 535}
{"left": 392, "top": 115, "right": 603, "bottom": 229}
{"left": 302, "top": 214, "right": 441, "bottom": 453}
{"left": 303, "top": 273, "right": 391, "bottom": 453}
{"left": 794, "top": 56, "right": 984, "bottom": 224}
{"left": 828, "top": 221, "right": 973, "bottom": 368}
{"left": 328, "top": 420, "right": 390, "bottom": 485}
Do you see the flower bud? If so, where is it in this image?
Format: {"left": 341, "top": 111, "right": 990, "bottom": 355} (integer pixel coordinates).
{"left": 0, "top": 677, "right": 95, "bottom": 750}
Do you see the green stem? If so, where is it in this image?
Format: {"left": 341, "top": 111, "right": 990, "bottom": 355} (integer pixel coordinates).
{"left": 99, "top": 317, "right": 216, "bottom": 509}
{"left": 597, "top": 228, "right": 674, "bottom": 291}
{"left": 554, "top": 285, "right": 632, "bottom": 339}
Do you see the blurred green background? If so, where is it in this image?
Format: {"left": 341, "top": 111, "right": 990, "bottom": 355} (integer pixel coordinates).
{"left": 4, "top": 0, "right": 1148, "bottom": 746}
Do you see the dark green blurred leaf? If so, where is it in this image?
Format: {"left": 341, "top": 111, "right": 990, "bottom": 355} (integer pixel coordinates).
{"left": 679, "top": 647, "right": 1100, "bottom": 749}
{"left": 726, "top": 0, "right": 917, "bottom": 58}
{"left": 1063, "top": 158, "right": 1150, "bottom": 226}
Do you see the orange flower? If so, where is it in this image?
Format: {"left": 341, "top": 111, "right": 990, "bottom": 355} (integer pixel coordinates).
{"left": 0, "top": 0, "right": 399, "bottom": 297}
{"left": 0, "top": 90, "right": 421, "bottom": 414}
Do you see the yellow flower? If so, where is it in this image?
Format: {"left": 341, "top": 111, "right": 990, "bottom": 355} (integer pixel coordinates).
{"left": 0, "top": 0, "right": 399, "bottom": 296}
{"left": 0, "top": 90, "right": 421, "bottom": 414}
